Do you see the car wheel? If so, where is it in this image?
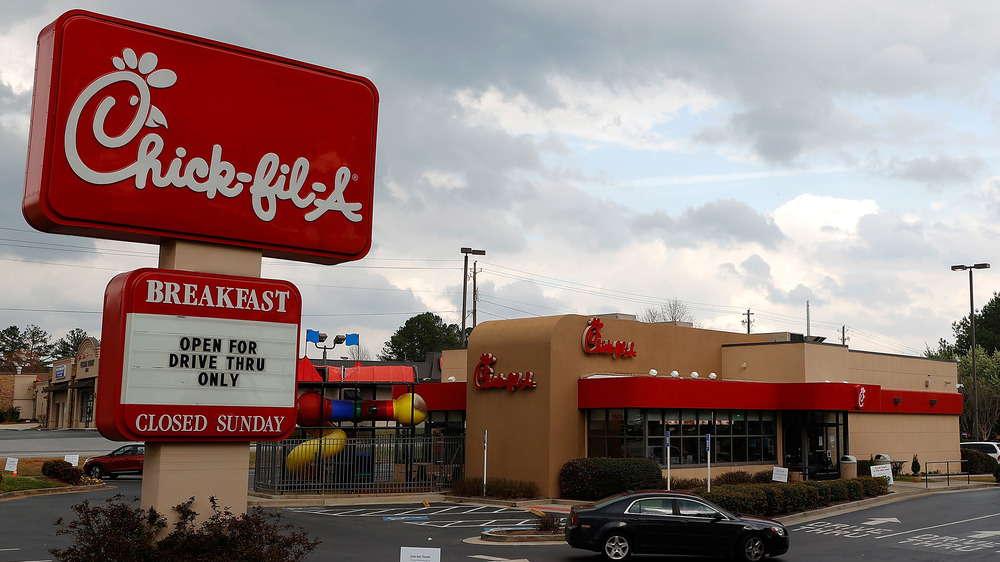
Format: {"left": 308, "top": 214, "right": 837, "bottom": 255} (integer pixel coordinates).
{"left": 87, "top": 464, "right": 105, "bottom": 479}
{"left": 601, "top": 533, "right": 632, "bottom": 561}
{"left": 737, "top": 534, "right": 766, "bottom": 562}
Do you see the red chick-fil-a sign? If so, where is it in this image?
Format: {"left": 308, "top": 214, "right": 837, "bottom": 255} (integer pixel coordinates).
{"left": 582, "top": 317, "right": 637, "bottom": 359}
{"left": 473, "top": 353, "right": 537, "bottom": 392}
{"left": 96, "top": 268, "right": 301, "bottom": 441}
{"left": 23, "top": 11, "right": 378, "bottom": 264}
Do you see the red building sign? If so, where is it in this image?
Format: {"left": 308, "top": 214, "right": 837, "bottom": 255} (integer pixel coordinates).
{"left": 96, "top": 269, "right": 301, "bottom": 441}
{"left": 473, "top": 353, "right": 537, "bottom": 392}
{"left": 23, "top": 11, "right": 378, "bottom": 264}
{"left": 582, "top": 317, "right": 637, "bottom": 359}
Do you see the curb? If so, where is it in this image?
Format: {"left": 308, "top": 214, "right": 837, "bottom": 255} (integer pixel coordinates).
{"left": 480, "top": 530, "right": 565, "bottom": 543}
{"left": 0, "top": 482, "right": 106, "bottom": 502}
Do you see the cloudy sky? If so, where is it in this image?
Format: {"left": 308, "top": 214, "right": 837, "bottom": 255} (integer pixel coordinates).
{"left": 2, "top": 0, "right": 999, "bottom": 361}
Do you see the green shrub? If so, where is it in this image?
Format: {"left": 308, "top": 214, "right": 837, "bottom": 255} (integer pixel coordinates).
{"left": 668, "top": 477, "right": 707, "bottom": 490}
{"left": 559, "top": 457, "right": 662, "bottom": 500}
{"left": 827, "top": 480, "right": 848, "bottom": 501}
{"left": 844, "top": 479, "right": 864, "bottom": 501}
{"left": 750, "top": 470, "right": 774, "bottom": 483}
{"left": 50, "top": 494, "right": 320, "bottom": 562}
{"left": 41, "top": 460, "right": 83, "bottom": 485}
{"left": 804, "top": 481, "right": 832, "bottom": 505}
{"left": 449, "top": 477, "right": 540, "bottom": 499}
{"left": 712, "top": 470, "right": 753, "bottom": 486}
{"left": 911, "top": 454, "right": 920, "bottom": 475}
{"left": 961, "top": 448, "right": 1000, "bottom": 474}
{"left": 856, "top": 476, "right": 889, "bottom": 497}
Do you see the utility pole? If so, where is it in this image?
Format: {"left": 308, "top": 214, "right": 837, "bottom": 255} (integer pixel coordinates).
{"left": 472, "top": 260, "right": 480, "bottom": 328}
{"left": 841, "top": 325, "right": 849, "bottom": 346}
{"left": 741, "top": 309, "right": 754, "bottom": 334}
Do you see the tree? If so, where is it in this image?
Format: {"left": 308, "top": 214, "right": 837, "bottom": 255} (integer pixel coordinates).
{"left": 379, "top": 313, "right": 462, "bottom": 361}
{"left": 347, "top": 345, "right": 373, "bottom": 362}
{"left": 957, "top": 346, "right": 1000, "bottom": 441}
{"left": 638, "top": 298, "right": 696, "bottom": 325}
{"left": 53, "top": 328, "right": 89, "bottom": 360}
{"left": 948, "top": 292, "right": 1000, "bottom": 356}
{"left": 0, "top": 325, "right": 53, "bottom": 371}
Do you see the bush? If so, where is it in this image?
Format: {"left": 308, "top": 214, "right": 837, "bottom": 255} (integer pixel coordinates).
{"left": 961, "top": 448, "right": 1000, "bottom": 474}
{"left": 856, "top": 476, "right": 889, "bottom": 497}
{"left": 911, "top": 454, "right": 920, "bottom": 475}
{"left": 559, "top": 457, "right": 662, "bottom": 500}
{"left": 844, "top": 478, "right": 865, "bottom": 501}
{"left": 534, "top": 512, "right": 561, "bottom": 532}
{"left": 41, "top": 460, "right": 84, "bottom": 485}
{"left": 50, "top": 494, "right": 320, "bottom": 562}
{"left": 449, "top": 477, "right": 540, "bottom": 499}
{"left": 750, "top": 470, "right": 774, "bottom": 483}
{"left": 668, "top": 477, "right": 707, "bottom": 490}
{"left": 712, "top": 470, "right": 753, "bottom": 486}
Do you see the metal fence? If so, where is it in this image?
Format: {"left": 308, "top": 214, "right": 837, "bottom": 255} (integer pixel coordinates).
{"left": 253, "top": 434, "right": 465, "bottom": 494}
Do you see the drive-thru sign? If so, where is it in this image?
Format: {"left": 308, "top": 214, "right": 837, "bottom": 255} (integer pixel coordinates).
{"left": 96, "top": 268, "right": 301, "bottom": 441}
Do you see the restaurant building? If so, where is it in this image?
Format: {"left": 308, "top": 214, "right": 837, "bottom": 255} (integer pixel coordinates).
{"left": 424, "top": 314, "right": 961, "bottom": 499}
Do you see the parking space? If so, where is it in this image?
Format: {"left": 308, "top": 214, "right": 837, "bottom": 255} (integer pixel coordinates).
{"left": 287, "top": 504, "right": 563, "bottom": 530}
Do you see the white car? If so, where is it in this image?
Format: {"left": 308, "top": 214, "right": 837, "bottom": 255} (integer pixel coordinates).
{"left": 961, "top": 442, "right": 1000, "bottom": 462}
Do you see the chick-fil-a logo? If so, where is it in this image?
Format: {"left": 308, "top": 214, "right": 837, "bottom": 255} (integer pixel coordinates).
{"left": 855, "top": 385, "right": 867, "bottom": 410}
{"left": 63, "top": 48, "right": 363, "bottom": 225}
{"left": 582, "top": 317, "right": 637, "bottom": 359}
{"left": 473, "top": 353, "right": 537, "bottom": 392}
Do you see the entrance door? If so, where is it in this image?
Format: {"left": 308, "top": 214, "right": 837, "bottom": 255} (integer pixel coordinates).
{"left": 782, "top": 411, "right": 847, "bottom": 480}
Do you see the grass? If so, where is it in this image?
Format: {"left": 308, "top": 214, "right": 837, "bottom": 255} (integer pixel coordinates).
{"left": 1, "top": 475, "right": 65, "bottom": 493}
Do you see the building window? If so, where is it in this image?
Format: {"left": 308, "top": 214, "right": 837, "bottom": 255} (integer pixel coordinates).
{"left": 586, "top": 408, "right": 778, "bottom": 467}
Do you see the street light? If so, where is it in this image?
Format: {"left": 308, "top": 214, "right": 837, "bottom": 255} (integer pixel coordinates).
{"left": 951, "top": 262, "right": 990, "bottom": 439}
{"left": 461, "top": 247, "right": 486, "bottom": 347}
{"left": 306, "top": 330, "right": 346, "bottom": 381}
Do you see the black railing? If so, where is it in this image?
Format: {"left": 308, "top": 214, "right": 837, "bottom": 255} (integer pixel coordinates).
{"left": 923, "top": 460, "right": 970, "bottom": 488}
{"left": 253, "top": 434, "right": 464, "bottom": 495}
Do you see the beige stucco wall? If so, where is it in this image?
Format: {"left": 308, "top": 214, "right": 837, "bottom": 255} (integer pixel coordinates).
{"left": 849, "top": 412, "right": 960, "bottom": 473}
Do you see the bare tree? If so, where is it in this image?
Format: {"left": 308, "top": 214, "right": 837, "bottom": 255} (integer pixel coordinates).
{"left": 638, "top": 298, "right": 696, "bottom": 325}
{"left": 348, "top": 345, "right": 373, "bottom": 362}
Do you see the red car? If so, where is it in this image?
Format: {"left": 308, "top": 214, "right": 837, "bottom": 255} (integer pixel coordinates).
{"left": 83, "top": 443, "right": 145, "bottom": 479}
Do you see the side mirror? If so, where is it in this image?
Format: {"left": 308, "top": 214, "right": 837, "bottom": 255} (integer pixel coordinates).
{"left": 712, "top": 513, "right": 724, "bottom": 522}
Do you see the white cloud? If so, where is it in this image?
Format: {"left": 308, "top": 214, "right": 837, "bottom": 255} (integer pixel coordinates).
{"left": 455, "top": 74, "right": 716, "bottom": 150}
{"left": 772, "top": 194, "right": 879, "bottom": 245}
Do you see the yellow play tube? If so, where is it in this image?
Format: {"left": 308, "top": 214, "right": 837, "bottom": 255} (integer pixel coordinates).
{"left": 284, "top": 427, "right": 347, "bottom": 477}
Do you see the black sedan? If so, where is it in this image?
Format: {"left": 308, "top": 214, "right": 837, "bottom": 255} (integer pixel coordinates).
{"left": 565, "top": 490, "right": 789, "bottom": 561}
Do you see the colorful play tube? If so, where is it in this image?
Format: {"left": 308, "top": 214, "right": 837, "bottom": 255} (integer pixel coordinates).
{"left": 285, "top": 392, "right": 427, "bottom": 476}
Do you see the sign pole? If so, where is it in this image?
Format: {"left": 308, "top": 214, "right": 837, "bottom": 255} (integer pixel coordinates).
{"left": 483, "top": 429, "right": 488, "bottom": 497}
{"left": 665, "top": 430, "right": 671, "bottom": 491}
{"left": 706, "top": 433, "right": 711, "bottom": 493}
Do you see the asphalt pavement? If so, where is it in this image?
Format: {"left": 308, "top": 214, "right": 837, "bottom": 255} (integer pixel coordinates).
{"left": 0, "top": 423, "right": 123, "bottom": 458}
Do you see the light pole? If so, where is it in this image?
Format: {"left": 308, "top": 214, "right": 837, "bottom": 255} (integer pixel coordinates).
{"left": 952, "top": 263, "right": 990, "bottom": 439}
{"left": 461, "top": 247, "right": 486, "bottom": 347}
{"left": 306, "top": 330, "right": 346, "bottom": 381}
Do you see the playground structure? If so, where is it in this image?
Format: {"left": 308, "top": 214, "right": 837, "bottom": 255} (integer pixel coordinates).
{"left": 251, "top": 358, "right": 463, "bottom": 494}
{"left": 285, "top": 391, "right": 428, "bottom": 476}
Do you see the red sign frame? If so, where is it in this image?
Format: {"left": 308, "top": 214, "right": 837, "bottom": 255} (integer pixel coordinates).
{"left": 23, "top": 11, "right": 378, "bottom": 264}
{"left": 97, "top": 268, "right": 301, "bottom": 441}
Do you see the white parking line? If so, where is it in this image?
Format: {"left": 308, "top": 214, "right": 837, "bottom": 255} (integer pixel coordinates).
{"left": 876, "top": 512, "right": 1000, "bottom": 540}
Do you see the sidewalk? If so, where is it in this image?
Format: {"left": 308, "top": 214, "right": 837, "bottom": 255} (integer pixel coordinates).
{"left": 0, "top": 423, "right": 42, "bottom": 430}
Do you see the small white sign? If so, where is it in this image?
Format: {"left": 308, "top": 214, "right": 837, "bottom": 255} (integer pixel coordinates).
{"left": 870, "top": 463, "right": 894, "bottom": 485}
{"left": 772, "top": 466, "right": 789, "bottom": 482}
{"left": 64, "top": 454, "right": 79, "bottom": 466}
{"left": 4, "top": 457, "right": 18, "bottom": 472}
{"left": 400, "top": 546, "right": 440, "bottom": 562}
